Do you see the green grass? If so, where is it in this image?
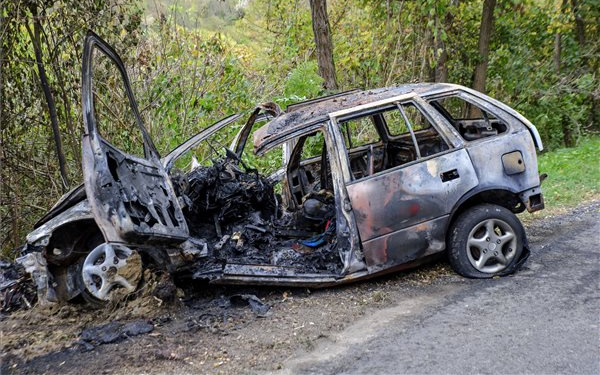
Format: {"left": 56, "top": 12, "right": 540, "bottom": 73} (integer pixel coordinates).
{"left": 537, "top": 136, "right": 600, "bottom": 210}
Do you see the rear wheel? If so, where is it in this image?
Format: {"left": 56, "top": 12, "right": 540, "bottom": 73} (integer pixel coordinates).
{"left": 448, "top": 204, "right": 525, "bottom": 278}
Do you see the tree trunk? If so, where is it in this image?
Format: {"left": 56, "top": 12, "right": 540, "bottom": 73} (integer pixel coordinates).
{"left": 26, "top": 5, "right": 69, "bottom": 190}
{"left": 571, "top": 0, "right": 586, "bottom": 47}
{"left": 309, "top": 0, "right": 338, "bottom": 90}
{"left": 434, "top": 44, "right": 449, "bottom": 83}
{"left": 471, "top": 0, "right": 496, "bottom": 94}
{"left": 570, "top": 0, "right": 597, "bottom": 131}
{"left": 554, "top": 0, "right": 569, "bottom": 75}
{"left": 434, "top": 12, "right": 452, "bottom": 83}
{"left": 420, "top": 26, "right": 434, "bottom": 81}
{"left": 553, "top": 33, "right": 561, "bottom": 74}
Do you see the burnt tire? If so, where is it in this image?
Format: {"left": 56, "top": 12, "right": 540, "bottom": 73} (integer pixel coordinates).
{"left": 448, "top": 204, "right": 525, "bottom": 278}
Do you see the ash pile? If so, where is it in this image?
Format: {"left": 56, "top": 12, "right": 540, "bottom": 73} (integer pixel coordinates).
{"left": 176, "top": 157, "right": 341, "bottom": 277}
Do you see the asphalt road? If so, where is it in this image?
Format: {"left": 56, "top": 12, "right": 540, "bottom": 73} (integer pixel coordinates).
{"left": 277, "top": 204, "right": 600, "bottom": 375}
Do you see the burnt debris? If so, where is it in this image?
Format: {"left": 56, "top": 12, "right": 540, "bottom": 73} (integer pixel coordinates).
{"left": 78, "top": 320, "right": 154, "bottom": 351}
{"left": 0, "top": 260, "right": 36, "bottom": 313}
{"left": 184, "top": 157, "right": 278, "bottom": 232}
{"left": 174, "top": 157, "right": 340, "bottom": 278}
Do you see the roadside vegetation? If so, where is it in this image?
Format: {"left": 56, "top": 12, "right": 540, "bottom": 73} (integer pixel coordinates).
{"left": 1, "top": 0, "right": 598, "bottom": 255}
{"left": 536, "top": 136, "right": 600, "bottom": 211}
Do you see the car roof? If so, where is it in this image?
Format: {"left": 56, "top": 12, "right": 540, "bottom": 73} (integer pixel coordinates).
{"left": 253, "top": 83, "right": 461, "bottom": 154}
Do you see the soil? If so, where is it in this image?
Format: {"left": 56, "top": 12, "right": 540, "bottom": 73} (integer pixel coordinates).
{"left": 1, "top": 200, "right": 597, "bottom": 375}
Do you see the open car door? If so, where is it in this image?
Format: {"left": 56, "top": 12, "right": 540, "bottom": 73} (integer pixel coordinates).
{"left": 81, "top": 31, "right": 189, "bottom": 244}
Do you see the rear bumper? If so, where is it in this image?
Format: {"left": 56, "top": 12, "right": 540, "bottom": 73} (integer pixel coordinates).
{"left": 519, "top": 187, "right": 545, "bottom": 213}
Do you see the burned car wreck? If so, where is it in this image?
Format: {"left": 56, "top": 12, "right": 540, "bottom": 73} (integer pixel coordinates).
{"left": 19, "top": 32, "right": 545, "bottom": 307}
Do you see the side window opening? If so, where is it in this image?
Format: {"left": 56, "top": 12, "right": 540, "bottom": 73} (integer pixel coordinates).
{"left": 430, "top": 95, "right": 508, "bottom": 141}
{"left": 341, "top": 103, "right": 450, "bottom": 182}
{"left": 91, "top": 49, "right": 145, "bottom": 157}
{"left": 340, "top": 115, "right": 384, "bottom": 180}
{"left": 171, "top": 120, "right": 238, "bottom": 171}
{"left": 287, "top": 131, "right": 331, "bottom": 206}
{"left": 238, "top": 116, "right": 283, "bottom": 178}
{"left": 342, "top": 116, "right": 381, "bottom": 149}
{"left": 393, "top": 102, "right": 450, "bottom": 158}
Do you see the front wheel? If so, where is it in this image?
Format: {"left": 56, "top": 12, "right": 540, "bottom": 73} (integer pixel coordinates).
{"left": 76, "top": 243, "right": 142, "bottom": 307}
{"left": 448, "top": 204, "right": 525, "bottom": 278}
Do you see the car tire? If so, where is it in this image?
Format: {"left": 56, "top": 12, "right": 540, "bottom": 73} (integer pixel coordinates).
{"left": 448, "top": 204, "right": 525, "bottom": 278}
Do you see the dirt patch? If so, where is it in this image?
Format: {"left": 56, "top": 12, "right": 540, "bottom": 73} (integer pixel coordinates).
{"left": 0, "top": 260, "right": 456, "bottom": 374}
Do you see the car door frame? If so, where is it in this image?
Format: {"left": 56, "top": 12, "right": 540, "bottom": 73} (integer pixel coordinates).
{"left": 328, "top": 94, "right": 479, "bottom": 271}
{"left": 81, "top": 31, "right": 189, "bottom": 245}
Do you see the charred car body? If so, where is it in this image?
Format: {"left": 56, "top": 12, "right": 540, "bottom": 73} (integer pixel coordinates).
{"left": 20, "top": 32, "right": 545, "bottom": 306}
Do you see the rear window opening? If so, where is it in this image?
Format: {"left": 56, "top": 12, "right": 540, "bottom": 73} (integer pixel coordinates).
{"left": 430, "top": 95, "right": 508, "bottom": 141}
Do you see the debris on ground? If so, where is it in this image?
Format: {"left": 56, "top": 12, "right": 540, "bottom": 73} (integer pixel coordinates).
{"left": 77, "top": 320, "right": 154, "bottom": 351}
{"left": 229, "top": 294, "right": 271, "bottom": 317}
{"left": 151, "top": 272, "right": 178, "bottom": 305}
{"left": 184, "top": 292, "right": 271, "bottom": 317}
{"left": 0, "top": 260, "right": 36, "bottom": 313}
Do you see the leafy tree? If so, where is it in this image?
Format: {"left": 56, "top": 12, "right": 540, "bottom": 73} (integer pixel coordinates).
{"left": 1, "top": 0, "right": 142, "bottom": 254}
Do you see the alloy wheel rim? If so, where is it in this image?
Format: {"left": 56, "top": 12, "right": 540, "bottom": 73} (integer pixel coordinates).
{"left": 81, "top": 243, "right": 139, "bottom": 300}
{"left": 466, "top": 218, "right": 517, "bottom": 273}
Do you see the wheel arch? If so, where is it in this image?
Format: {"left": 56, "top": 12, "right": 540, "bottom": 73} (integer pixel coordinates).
{"left": 45, "top": 219, "right": 104, "bottom": 265}
{"left": 447, "top": 187, "right": 524, "bottom": 235}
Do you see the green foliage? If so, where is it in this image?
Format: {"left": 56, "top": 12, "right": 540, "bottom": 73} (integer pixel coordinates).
{"left": 284, "top": 61, "right": 324, "bottom": 99}
{"left": 1, "top": 0, "right": 144, "bottom": 255}
{"left": 537, "top": 136, "right": 600, "bottom": 208}
{"left": 483, "top": 1, "right": 598, "bottom": 150}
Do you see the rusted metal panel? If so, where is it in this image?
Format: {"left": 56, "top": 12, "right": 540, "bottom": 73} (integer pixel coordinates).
{"left": 222, "top": 264, "right": 335, "bottom": 278}
{"left": 345, "top": 148, "right": 479, "bottom": 268}
{"left": 83, "top": 139, "right": 189, "bottom": 244}
{"left": 214, "top": 264, "right": 372, "bottom": 288}
{"left": 346, "top": 148, "right": 479, "bottom": 241}
{"left": 519, "top": 188, "right": 545, "bottom": 212}
{"left": 361, "top": 216, "right": 448, "bottom": 269}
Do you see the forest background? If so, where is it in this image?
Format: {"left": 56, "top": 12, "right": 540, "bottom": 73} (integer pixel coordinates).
{"left": 1, "top": 0, "right": 598, "bottom": 255}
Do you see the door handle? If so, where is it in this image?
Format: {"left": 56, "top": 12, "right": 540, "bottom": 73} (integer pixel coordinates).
{"left": 440, "top": 169, "right": 460, "bottom": 182}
